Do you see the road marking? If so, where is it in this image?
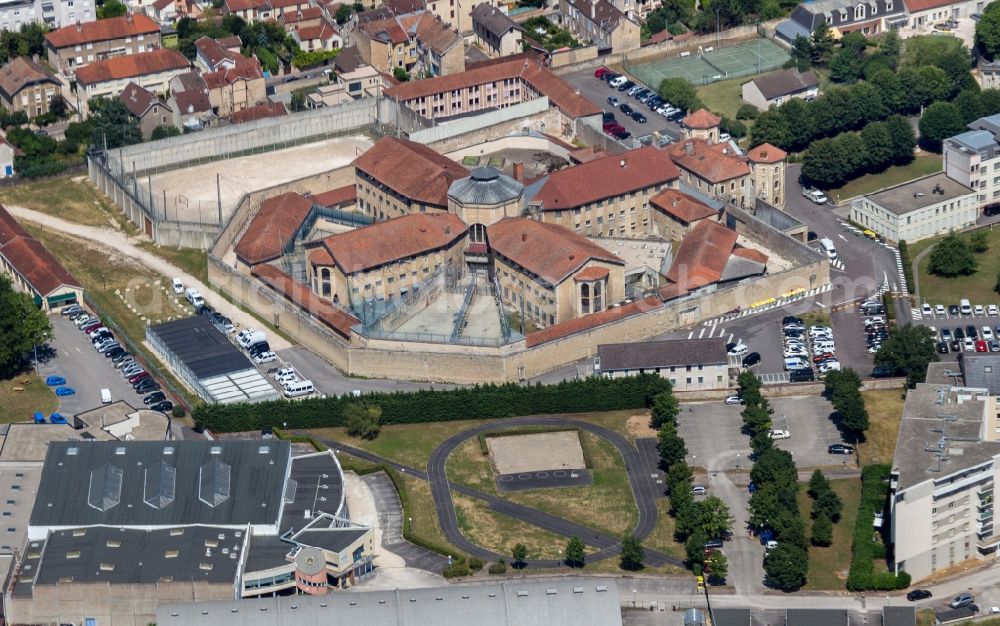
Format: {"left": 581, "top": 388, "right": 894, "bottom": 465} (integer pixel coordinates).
{"left": 687, "top": 331, "right": 694, "bottom": 339}
{"left": 838, "top": 234, "right": 848, "bottom": 241}
{"left": 727, "top": 333, "right": 734, "bottom": 343}
{"left": 698, "top": 328, "right": 706, "bottom": 339}
{"left": 717, "top": 327, "right": 724, "bottom": 339}
{"left": 816, "top": 302, "right": 826, "bottom": 308}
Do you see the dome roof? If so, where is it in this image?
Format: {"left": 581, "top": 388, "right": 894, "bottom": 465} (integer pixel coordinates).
{"left": 448, "top": 166, "right": 523, "bottom": 206}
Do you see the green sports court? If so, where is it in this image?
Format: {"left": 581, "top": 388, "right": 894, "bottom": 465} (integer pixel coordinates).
{"left": 626, "top": 38, "right": 791, "bottom": 88}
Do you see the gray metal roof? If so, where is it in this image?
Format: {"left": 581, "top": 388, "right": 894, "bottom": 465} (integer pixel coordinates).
{"left": 598, "top": 338, "right": 727, "bottom": 371}
{"left": 883, "top": 606, "right": 916, "bottom": 626}
{"left": 775, "top": 19, "right": 810, "bottom": 41}
{"left": 960, "top": 353, "right": 1000, "bottom": 395}
{"left": 148, "top": 315, "right": 255, "bottom": 380}
{"left": 720, "top": 255, "right": 766, "bottom": 282}
{"left": 950, "top": 129, "right": 998, "bottom": 152}
{"left": 785, "top": 609, "right": 848, "bottom": 626}
{"left": 711, "top": 608, "right": 751, "bottom": 626}
{"left": 448, "top": 167, "right": 524, "bottom": 206}
{"left": 30, "top": 440, "right": 291, "bottom": 528}
{"left": 157, "top": 578, "right": 623, "bottom": 626}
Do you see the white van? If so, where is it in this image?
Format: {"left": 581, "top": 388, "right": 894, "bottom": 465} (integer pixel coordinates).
{"left": 100, "top": 388, "right": 112, "bottom": 404}
{"left": 283, "top": 380, "right": 315, "bottom": 398}
{"left": 819, "top": 238, "right": 837, "bottom": 260}
{"left": 185, "top": 287, "right": 205, "bottom": 308}
{"left": 172, "top": 278, "right": 183, "bottom": 294}
{"left": 961, "top": 299, "right": 973, "bottom": 316}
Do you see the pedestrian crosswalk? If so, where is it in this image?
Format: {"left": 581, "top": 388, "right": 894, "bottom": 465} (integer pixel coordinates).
{"left": 911, "top": 308, "right": 923, "bottom": 320}
{"left": 829, "top": 258, "right": 846, "bottom": 271}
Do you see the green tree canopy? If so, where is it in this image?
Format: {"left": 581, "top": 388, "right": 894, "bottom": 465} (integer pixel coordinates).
{"left": 874, "top": 323, "right": 939, "bottom": 388}
{"left": 97, "top": 0, "right": 127, "bottom": 18}
{"left": 619, "top": 533, "right": 645, "bottom": 570}
{"left": 344, "top": 402, "right": 382, "bottom": 440}
{"left": 705, "top": 549, "right": 728, "bottom": 584}
{"left": 151, "top": 124, "right": 181, "bottom": 140}
{"left": 764, "top": 542, "right": 808, "bottom": 590}
{"left": 919, "top": 101, "right": 966, "bottom": 152}
{"left": 977, "top": 1, "right": 1000, "bottom": 60}
{"left": 650, "top": 389, "right": 679, "bottom": 428}
{"left": 928, "top": 231, "right": 977, "bottom": 276}
{"left": 658, "top": 77, "right": 701, "bottom": 113}
{"left": 0, "top": 275, "right": 52, "bottom": 377}
{"left": 511, "top": 543, "right": 527, "bottom": 567}
{"left": 88, "top": 97, "right": 141, "bottom": 149}
{"left": 565, "top": 536, "right": 585, "bottom": 568}
{"left": 811, "top": 21, "right": 834, "bottom": 65}
{"left": 811, "top": 512, "right": 833, "bottom": 546}
{"left": 696, "top": 496, "right": 735, "bottom": 540}
{"left": 657, "top": 421, "right": 687, "bottom": 469}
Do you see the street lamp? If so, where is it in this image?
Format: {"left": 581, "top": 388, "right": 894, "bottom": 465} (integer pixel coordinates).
{"left": 633, "top": 588, "right": 637, "bottom": 607}
{"left": 736, "top": 453, "right": 740, "bottom": 470}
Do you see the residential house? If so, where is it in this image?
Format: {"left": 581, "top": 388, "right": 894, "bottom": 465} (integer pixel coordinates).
{"left": 194, "top": 36, "right": 244, "bottom": 72}
{"left": 228, "top": 100, "right": 287, "bottom": 123}
{"left": 382, "top": 56, "right": 600, "bottom": 123}
{"left": 119, "top": 81, "right": 174, "bottom": 138}
{"left": 741, "top": 68, "right": 819, "bottom": 111}
{"left": 596, "top": 338, "right": 730, "bottom": 391}
{"left": 778, "top": 0, "right": 908, "bottom": 40}
{"left": 525, "top": 146, "right": 681, "bottom": 238}
{"left": 335, "top": 48, "right": 383, "bottom": 97}
{"left": 0, "top": 0, "right": 93, "bottom": 33}
{"left": 168, "top": 70, "right": 213, "bottom": 129}
{"left": 558, "top": 0, "right": 640, "bottom": 52}
{"left": 74, "top": 48, "right": 189, "bottom": 105}
{"left": 470, "top": 4, "right": 522, "bottom": 58}
{"left": 203, "top": 60, "right": 265, "bottom": 117}
{"left": 0, "top": 56, "right": 61, "bottom": 117}
{"left": 943, "top": 113, "right": 1000, "bottom": 211}
{"left": 279, "top": 6, "right": 323, "bottom": 28}
{"left": 221, "top": 0, "right": 310, "bottom": 22}
{"left": 0, "top": 138, "right": 17, "bottom": 178}
{"left": 290, "top": 17, "right": 342, "bottom": 51}
{"left": 903, "top": 0, "right": 980, "bottom": 29}
{"left": 354, "top": 9, "right": 464, "bottom": 76}
{"left": 666, "top": 139, "right": 753, "bottom": 208}
{"left": 45, "top": 14, "right": 161, "bottom": 74}
{"left": 649, "top": 188, "right": 720, "bottom": 241}
{"left": 0, "top": 204, "right": 83, "bottom": 310}
{"left": 307, "top": 82, "right": 354, "bottom": 106}
{"left": 148, "top": 0, "right": 178, "bottom": 23}
{"left": 849, "top": 172, "right": 977, "bottom": 242}
{"left": 352, "top": 136, "right": 470, "bottom": 219}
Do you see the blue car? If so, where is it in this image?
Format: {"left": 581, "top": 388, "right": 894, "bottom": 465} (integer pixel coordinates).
{"left": 32, "top": 412, "right": 45, "bottom": 424}
{"left": 45, "top": 376, "right": 66, "bottom": 387}
{"left": 54, "top": 387, "right": 76, "bottom": 397}
{"left": 49, "top": 413, "right": 67, "bottom": 424}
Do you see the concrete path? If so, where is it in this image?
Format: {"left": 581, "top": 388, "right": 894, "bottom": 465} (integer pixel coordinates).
{"left": 910, "top": 241, "right": 935, "bottom": 307}
{"left": 707, "top": 471, "right": 763, "bottom": 595}
{"left": 8, "top": 205, "right": 290, "bottom": 349}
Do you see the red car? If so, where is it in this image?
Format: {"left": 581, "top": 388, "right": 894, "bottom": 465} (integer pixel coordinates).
{"left": 595, "top": 67, "right": 608, "bottom": 78}
{"left": 81, "top": 320, "right": 102, "bottom": 333}
{"left": 603, "top": 122, "right": 626, "bottom": 136}
{"left": 976, "top": 340, "right": 989, "bottom": 352}
{"left": 813, "top": 352, "right": 835, "bottom": 363}
{"left": 128, "top": 372, "right": 151, "bottom": 384}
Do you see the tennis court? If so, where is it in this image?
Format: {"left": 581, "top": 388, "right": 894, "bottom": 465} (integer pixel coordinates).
{"left": 627, "top": 38, "right": 791, "bottom": 88}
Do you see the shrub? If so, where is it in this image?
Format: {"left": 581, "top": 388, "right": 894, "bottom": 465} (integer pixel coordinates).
{"left": 443, "top": 557, "right": 470, "bottom": 578}
{"left": 344, "top": 402, "right": 382, "bottom": 440}
{"left": 898, "top": 240, "right": 914, "bottom": 289}
{"left": 468, "top": 557, "right": 484, "bottom": 572}
{"left": 171, "top": 405, "right": 186, "bottom": 418}
{"left": 736, "top": 104, "right": 759, "bottom": 120}
{"left": 846, "top": 465, "right": 910, "bottom": 590}
{"left": 488, "top": 559, "right": 508, "bottom": 574}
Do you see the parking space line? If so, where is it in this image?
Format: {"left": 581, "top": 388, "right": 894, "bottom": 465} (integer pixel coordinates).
{"left": 688, "top": 331, "right": 694, "bottom": 339}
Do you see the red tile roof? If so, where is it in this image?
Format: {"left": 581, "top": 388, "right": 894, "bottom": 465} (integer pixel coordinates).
{"left": 296, "top": 18, "right": 339, "bottom": 42}
{"left": 234, "top": 192, "right": 313, "bottom": 265}
{"left": 573, "top": 266, "right": 609, "bottom": 281}
{"left": 196, "top": 36, "right": 242, "bottom": 69}
{"left": 488, "top": 217, "right": 623, "bottom": 286}
{"left": 667, "top": 139, "right": 750, "bottom": 184}
{"left": 383, "top": 57, "right": 600, "bottom": 119}
{"left": 312, "top": 184, "right": 356, "bottom": 208}
{"left": 173, "top": 86, "right": 211, "bottom": 113}
{"left": 732, "top": 246, "right": 768, "bottom": 265}
{"left": 0, "top": 205, "right": 81, "bottom": 295}
{"left": 665, "top": 220, "right": 738, "bottom": 290}
{"left": 657, "top": 282, "right": 688, "bottom": 301}
{"left": 903, "top": 0, "right": 955, "bottom": 12}
{"left": 649, "top": 188, "right": 717, "bottom": 224}
{"left": 747, "top": 142, "right": 787, "bottom": 164}
{"left": 532, "top": 146, "right": 680, "bottom": 210}
{"left": 281, "top": 6, "right": 322, "bottom": 22}
{"left": 0, "top": 204, "right": 30, "bottom": 245}
{"left": 682, "top": 108, "right": 721, "bottom": 129}
{"left": 203, "top": 59, "right": 263, "bottom": 88}
{"left": 312, "top": 213, "right": 467, "bottom": 274}
{"left": 45, "top": 15, "right": 160, "bottom": 48}
{"left": 75, "top": 49, "right": 189, "bottom": 85}
{"left": 525, "top": 295, "right": 661, "bottom": 347}
{"left": 229, "top": 101, "right": 287, "bottom": 123}
{"left": 251, "top": 263, "right": 359, "bottom": 339}
{"left": 352, "top": 136, "right": 468, "bottom": 208}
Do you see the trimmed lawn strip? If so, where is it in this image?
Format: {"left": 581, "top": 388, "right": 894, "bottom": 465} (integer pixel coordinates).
{"left": 909, "top": 227, "right": 1000, "bottom": 307}
{"left": 643, "top": 498, "right": 685, "bottom": 558}
{"left": 447, "top": 438, "right": 499, "bottom": 496}
{"left": 797, "top": 476, "right": 862, "bottom": 590}
{"left": 453, "top": 492, "right": 569, "bottom": 560}
{"left": 697, "top": 76, "right": 746, "bottom": 123}
{"left": 138, "top": 242, "right": 209, "bottom": 284}
{"left": 506, "top": 432, "right": 638, "bottom": 537}
{"left": 858, "top": 390, "right": 905, "bottom": 466}
{"left": 0, "top": 372, "right": 58, "bottom": 423}
{"left": 827, "top": 155, "right": 941, "bottom": 204}
{"left": 0, "top": 176, "right": 136, "bottom": 232}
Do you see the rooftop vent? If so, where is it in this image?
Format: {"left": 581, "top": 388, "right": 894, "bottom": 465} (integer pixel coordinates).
{"left": 66, "top": 447, "right": 78, "bottom": 456}
{"left": 87, "top": 463, "right": 123, "bottom": 512}
{"left": 210, "top": 445, "right": 222, "bottom": 455}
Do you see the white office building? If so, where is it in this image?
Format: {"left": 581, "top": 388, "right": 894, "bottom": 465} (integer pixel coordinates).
{"left": 944, "top": 113, "right": 1000, "bottom": 212}
{"left": 849, "top": 172, "right": 976, "bottom": 243}
{"left": 0, "top": 0, "right": 92, "bottom": 32}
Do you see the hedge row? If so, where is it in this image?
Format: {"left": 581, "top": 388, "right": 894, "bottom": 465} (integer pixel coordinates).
{"left": 846, "top": 464, "right": 912, "bottom": 591}
{"left": 898, "top": 240, "right": 914, "bottom": 293}
{"left": 195, "top": 374, "right": 671, "bottom": 432}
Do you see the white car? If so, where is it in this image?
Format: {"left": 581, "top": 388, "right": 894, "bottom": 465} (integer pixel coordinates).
{"left": 922, "top": 304, "right": 933, "bottom": 316}
{"left": 935, "top": 304, "right": 947, "bottom": 316}
{"left": 975, "top": 304, "right": 986, "bottom": 316}
{"left": 804, "top": 189, "right": 828, "bottom": 204}
{"left": 769, "top": 429, "right": 790, "bottom": 440}
{"left": 990, "top": 304, "right": 1000, "bottom": 317}
{"left": 253, "top": 351, "right": 277, "bottom": 364}
{"left": 724, "top": 395, "right": 743, "bottom": 405}
{"left": 808, "top": 326, "right": 832, "bottom": 337}
{"left": 784, "top": 340, "right": 806, "bottom": 350}
{"left": 965, "top": 337, "right": 976, "bottom": 351}
{"left": 172, "top": 278, "right": 183, "bottom": 294}
{"left": 783, "top": 348, "right": 808, "bottom": 358}
{"left": 984, "top": 327, "right": 995, "bottom": 341}
{"left": 819, "top": 361, "right": 841, "bottom": 373}
{"left": 728, "top": 344, "right": 748, "bottom": 356}
{"left": 691, "top": 485, "right": 707, "bottom": 496}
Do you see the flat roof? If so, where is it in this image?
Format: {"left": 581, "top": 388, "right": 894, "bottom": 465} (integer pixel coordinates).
{"left": 30, "top": 440, "right": 291, "bottom": 529}
{"left": 598, "top": 338, "right": 728, "bottom": 371}
{"left": 0, "top": 465, "right": 42, "bottom": 556}
{"left": 148, "top": 315, "right": 255, "bottom": 380}
{"left": 785, "top": 609, "right": 847, "bottom": 626}
{"left": 157, "top": 578, "right": 623, "bottom": 626}
{"left": 883, "top": 606, "right": 916, "bottom": 626}
{"left": 864, "top": 172, "right": 975, "bottom": 216}
{"left": 0, "top": 422, "right": 115, "bottom": 463}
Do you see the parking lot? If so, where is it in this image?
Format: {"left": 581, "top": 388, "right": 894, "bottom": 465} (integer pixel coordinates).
{"left": 677, "top": 396, "right": 849, "bottom": 473}
{"left": 561, "top": 67, "right": 685, "bottom": 143}
{"left": 914, "top": 301, "right": 1000, "bottom": 363}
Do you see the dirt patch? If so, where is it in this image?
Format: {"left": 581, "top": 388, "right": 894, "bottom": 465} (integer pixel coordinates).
{"left": 487, "top": 431, "right": 585, "bottom": 474}
{"left": 626, "top": 414, "right": 657, "bottom": 438}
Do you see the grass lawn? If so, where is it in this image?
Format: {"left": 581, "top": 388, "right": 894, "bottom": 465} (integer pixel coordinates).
{"left": 697, "top": 76, "right": 745, "bottom": 121}
{"left": 399, "top": 472, "right": 464, "bottom": 557}
{"left": 642, "top": 498, "right": 685, "bottom": 558}
{"left": 453, "top": 492, "right": 569, "bottom": 560}
{"left": 0, "top": 371, "right": 58, "bottom": 423}
{"left": 908, "top": 226, "right": 1000, "bottom": 306}
{"left": 858, "top": 390, "right": 905, "bottom": 466}
{"left": 827, "top": 155, "right": 941, "bottom": 204}
{"left": 797, "top": 476, "right": 862, "bottom": 590}
{"left": 0, "top": 176, "right": 136, "bottom": 232}
{"left": 506, "top": 432, "right": 639, "bottom": 537}
{"left": 446, "top": 438, "right": 498, "bottom": 496}
{"left": 138, "top": 242, "right": 208, "bottom": 284}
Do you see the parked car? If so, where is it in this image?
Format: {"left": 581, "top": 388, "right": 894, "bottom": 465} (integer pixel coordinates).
{"left": 172, "top": 278, "right": 184, "bottom": 294}
{"left": 937, "top": 341, "right": 950, "bottom": 354}
{"left": 742, "top": 352, "right": 761, "bottom": 368}
{"left": 950, "top": 593, "right": 975, "bottom": 609}
{"left": 45, "top": 376, "right": 66, "bottom": 386}
{"left": 906, "top": 590, "right": 932, "bottom": 602}
{"left": 724, "top": 395, "right": 743, "bottom": 405}
{"left": 149, "top": 400, "right": 173, "bottom": 413}
{"left": 630, "top": 110, "right": 646, "bottom": 123}
{"left": 254, "top": 351, "right": 277, "bottom": 364}
{"left": 922, "top": 303, "right": 933, "bottom": 316}
{"left": 607, "top": 96, "right": 620, "bottom": 108}
{"left": 769, "top": 429, "right": 790, "bottom": 440}
{"left": 60, "top": 304, "right": 82, "bottom": 316}
{"left": 594, "top": 67, "right": 609, "bottom": 78}
{"left": 935, "top": 304, "right": 947, "bottom": 316}
{"left": 803, "top": 188, "right": 828, "bottom": 204}
{"left": 619, "top": 103, "right": 634, "bottom": 115}
{"left": 54, "top": 387, "right": 76, "bottom": 396}
{"left": 691, "top": 485, "right": 707, "bottom": 496}
{"left": 828, "top": 444, "right": 855, "bottom": 455}
{"left": 143, "top": 391, "right": 166, "bottom": 405}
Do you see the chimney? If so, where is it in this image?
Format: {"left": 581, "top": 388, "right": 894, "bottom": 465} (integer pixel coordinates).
{"left": 75, "top": 20, "right": 82, "bottom": 31}
{"left": 125, "top": 11, "right": 133, "bottom": 22}
{"left": 513, "top": 161, "right": 524, "bottom": 182}
{"left": 671, "top": 196, "right": 678, "bottom": 207}
{"left": 521, "top": 232, "right": 527, "bottom": 242}
{"left": 444, "top": 225, "right": 451, "bottom": 235}
{"left": 620, "top": 159, "right": 626, "bottom": 168}
{"left": 684, "top": 141, "right": 693, "bottom": 155}
{"left": 590, "top": 0, "right": 595, "bottom": 19}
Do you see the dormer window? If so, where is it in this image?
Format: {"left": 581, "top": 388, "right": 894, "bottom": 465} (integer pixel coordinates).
{"left": 854, "top": 4, "right": 865, "bottom": 19}
{"left": 886, "top": 1, "right": 892, "bottom": 10}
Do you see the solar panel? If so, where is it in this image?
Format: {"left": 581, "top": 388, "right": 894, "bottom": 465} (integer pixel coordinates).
{"left": 87, "top": 463, "right": 123, "bottom": 512}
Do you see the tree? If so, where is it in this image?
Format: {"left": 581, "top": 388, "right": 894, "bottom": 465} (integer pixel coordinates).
{"left": 565, "top": 536, "right": 586, "bottom": 568}
{"left": 151, "top": 124, "right": 181, "bottom": 140}
{"left": 685, "top": 529, "right": 707, "bottom": 566}
{"left": 977, "top": 1, "right": 1000, "bottom": 60}
{"left": 811, "top": 20, "right": 834, "bottom": 65}
{"left": 719, "top": 116, "right": 746, "bottom": 139}
{"left": 658, "top": 77, "right": 701, "bottom": 113}
{"left": 860, "top": 120, "right": 893, "bottom": 173}
{"left": 829, "top": 32, "right": 868, "bottom": 83}
{"left": 696, "top": 496, "right": 735, "bottom": 540}
{"left": 658, "top": 421, "right": 687, "bottom": 469}
{"left": 880, "top": 29, "right": 900, "bottom": 69}
{"left": 884, "top": 114, "right": 916, "bottom": 164}
{"left": 955, "top": 90, "right": 987, "bottom": 125}
{"left": 874, "top": 323, "right": 938, "bottom": 388}
{"left": 736, "top": 104, "right": 759, "bottom": 120}
{"left": 88, "top": 97, "right": 141, "bottom": 149}
{"left": 750, "top": 108, "right": 791, "bottom": 149}
{"left": 969, "top": 229, "right": 990, "bottom": 253}
{"left": 807, "top": 469, "right": 830, "bottom": 499}
{"left": 343, "top": 402, "right": 382, "bottom": 439}
{"left": 764, "top": 543, "right": 808, "bottom": 590}
{"left": 511, "top": 543, "right": 527, "bottom": 568}
{"left": 811, "top": 513, "right": 833, "bottom": 546}
{"left": 750, "top": 448, "right": 796, "bottom": 486}
{"left": 392, "top": 67, "right": 410, "bottom": 82}
{"left": 48, "top": 94, "right": 67, "bottom": 119}
{"left": 290, "top": 90, "right": 307, "bottom": 112}
{"left": 650, "top": 389, "right": 679, "bottom": 428}
{"left": 919, "top": 101, "right": 966, "bottom": 152}
{"left": 814, "top": 488, "right": 843, "bottom": 521}
{"left": 780, "top": 98, "right": 815, "bottom": 152}
{"left": 335, "top": 3, "right": 353, "bottom": 23}
{"left": 704, "top": 549, "right": 728, "bottom": 584}
{"left": 928, "top": 231, "right": 977, "bottom": 276}
{"left": 97, "top": 0, "right": 127, "bottom": 18}
{"left": 790, "top": 34, "right": 812, "bottom": 70}
{"left": 837, "top": 391, "right": 870, "bottom": 441}
{"left": 619, "top": 533, "right": 644, "bottom": 571}
{"left": 0, "top": 275, "right": 52, "bottom": 377}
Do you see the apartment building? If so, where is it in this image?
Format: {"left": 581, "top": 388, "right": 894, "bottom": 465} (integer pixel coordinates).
{"left": 558, "top": 0, "right": 640, "bottom": 53}
{"left": 849, "top": 172, "right": 977, "bottom": 243}
{"left": 470, "top": 3, "right": 522, "bottom": 58}
{"left": 74, "top": 48, "right": 189, "bottom": 104}
{"left": 748, "top": 143, "right": 787, "bottom": 208}
{"left": 488, "top": 217, "right": 625, "bottom": 328}
{"left": 944, "top": 113, "right": 1000, "bottom": 212}
{"left": 383, "top": 56, "right": 600, "bottom": 122}
{"left": 0, "top": 0, "right": 92, "bottom": 34}
{"left": 352, "top": 136, "right": 470, "bottom": 219}
{"left": 596, "top": 338, "right": 730, "bottom": 391}
{"left": 45, "top": 14, "right": 161, "bottom": 74}
{"left": 649, "top": 188, "right": 720, "bottom": 242}
{"left": 221, "top": 0, "right": 310, "bottom": 22}
{"left": 667, "top": 139, "right": 753, "bottom": 209}
{"left": 903, "top": 0, "right": 982, "bottom": 29}
{"left": 306, "top": 213, "right": 468, "bottom": 306}
{"left": 526, "top": 146, "right": 681, "bottom": 238}
{"left": 0, "top": 56, "right": 60, "bottom": 117}
{"left": 353, "top": 8, "right": 464, "bottom": 77}
{"left": 890, "top": 378, "right": 1000, "bottom": 582}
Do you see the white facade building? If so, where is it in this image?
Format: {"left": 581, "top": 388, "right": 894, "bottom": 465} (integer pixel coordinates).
{"left": 849, "top": 172, "right": 977, "bottom": 242}
{"left": 944, "top": 113, "right": 1000, "bottom": 211}
{"left": 0, "top": 0, "right": 92, "bottom": 32}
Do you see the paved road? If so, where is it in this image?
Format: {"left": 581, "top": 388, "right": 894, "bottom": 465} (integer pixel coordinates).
{"left": 361, "top": 472, "right": 449, "bottom": 573}
{"left": 310, "top": 417, "right": 685, "bottom": 569}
